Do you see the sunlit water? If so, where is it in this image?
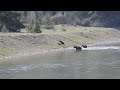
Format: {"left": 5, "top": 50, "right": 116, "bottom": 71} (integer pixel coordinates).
{"left": 0, "top": 45, "right": 120, "bottom": 79}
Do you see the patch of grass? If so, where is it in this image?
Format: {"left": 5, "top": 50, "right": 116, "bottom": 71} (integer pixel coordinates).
{"left": 20, "top": 28, "right": 29, "bottom": 33}
{"left": 0, "top": 48, "right": 15, "bottom": 55}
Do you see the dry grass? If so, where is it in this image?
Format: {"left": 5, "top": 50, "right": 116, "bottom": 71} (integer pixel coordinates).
{"left": 0, "top": 25, "right": 120, "bottom": 56}
{"left": 0, "top": 48, "right": 15, "bottom": 55}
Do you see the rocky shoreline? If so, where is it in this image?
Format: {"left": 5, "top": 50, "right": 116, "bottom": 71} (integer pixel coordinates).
{"left": 0, "top": 47, "right": 72, "bottom": 60}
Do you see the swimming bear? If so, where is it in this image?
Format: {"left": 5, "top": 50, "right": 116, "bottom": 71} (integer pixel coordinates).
{"left": 81, "top": 45, "right": 87, "bottom": 48}
{"left": 74, "top": 45, "right": 87, "bottom": 51}
{"left": 74, "top": 46, "right": 82, "bottom": 51}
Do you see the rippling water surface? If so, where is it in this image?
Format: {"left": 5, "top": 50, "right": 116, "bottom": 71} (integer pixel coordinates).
{"left": 0, "top": 45, "right": 120, "bottom": 79}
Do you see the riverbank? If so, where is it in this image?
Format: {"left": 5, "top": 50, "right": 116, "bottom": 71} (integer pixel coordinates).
{"left": 0, "top": 25, "right": 120, "bottom": 60}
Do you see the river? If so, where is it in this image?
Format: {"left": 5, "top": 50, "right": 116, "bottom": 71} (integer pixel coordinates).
{"left": 0, "top": 45, "right": 120, "bottom": 79}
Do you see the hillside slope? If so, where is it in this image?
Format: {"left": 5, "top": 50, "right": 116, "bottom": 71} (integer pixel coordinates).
{"left": 0, "top": 25, "right": 120, "bottom": 57}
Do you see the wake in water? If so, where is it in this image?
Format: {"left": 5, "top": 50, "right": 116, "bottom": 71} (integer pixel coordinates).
{"left": 81, "top": 46, "right": 120, "bottom": 50}
{"left": 65, "top": 46, "right": 120, "bottom": 51}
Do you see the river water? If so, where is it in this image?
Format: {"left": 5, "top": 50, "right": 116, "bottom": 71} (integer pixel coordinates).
{"left": 0, "top": 46, "right": 120, "bottom": 79}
